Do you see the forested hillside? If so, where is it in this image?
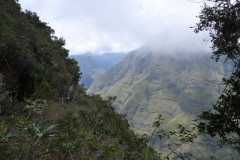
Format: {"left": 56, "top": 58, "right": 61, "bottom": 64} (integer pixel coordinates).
{"left": 89, "top": 48, "right": 229, "bottom": 126}
{"left": 1, "top": 0, "right": 239, "bottom": 159}
{"left": 0, "top": 1, "right": 159, "bottom": 159}
{"left": 88, "top": 47, "right": 235, "bottom": 158}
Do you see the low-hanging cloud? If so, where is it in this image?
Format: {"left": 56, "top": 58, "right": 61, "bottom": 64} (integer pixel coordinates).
{"left": 19, "top": 0, "right": 209, "bottom": 55}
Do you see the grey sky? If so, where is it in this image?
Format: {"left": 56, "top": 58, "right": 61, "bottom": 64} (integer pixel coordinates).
{"left": 19, "top": 0, "right": 209, "bottom": 55}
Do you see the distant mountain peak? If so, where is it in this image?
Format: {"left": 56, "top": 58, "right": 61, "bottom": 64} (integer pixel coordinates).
{"left": 88, "top": 47, "right": 230, "bottom": 153}
{"left": 88, "top": 47, "right": 228, "bottom": 129}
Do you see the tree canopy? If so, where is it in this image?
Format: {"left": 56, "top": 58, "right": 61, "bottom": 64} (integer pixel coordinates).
{"left": 195, "top": 0, "right": 240, "bottom": 152}
{"left": 0, "top": 1, "right": 160, "bottom": 159}
{"left": 0, "top": 0, "right": 80, "bottom": 103}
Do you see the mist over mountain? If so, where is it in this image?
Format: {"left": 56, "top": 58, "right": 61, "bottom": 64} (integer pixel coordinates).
{"left": 3, "top": 0, "right": 239, "bottom": 159}
{"left": 20, "top": 0, "right": 204, "bottom": 54}
{"left": 1, "top": 1, "right": 162, "bottom": 159}
{"left": 88, "top": 48, "right": 227, "bottom": 116}
{"left": 142, "top": 29, "right": 211, "bottom": 56}
{"left": 88, "top": 47, "right": 233, "bottom": 158}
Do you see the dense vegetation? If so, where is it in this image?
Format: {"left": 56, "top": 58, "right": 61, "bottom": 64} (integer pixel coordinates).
{"left": 0, "top": 0, "right": 80, "bottom": 103}
{"left": 0, "top": 0, "right": 160, "bottom": 159}
{"left": 89, "top": 0, "right": 240, "bottom": 157}
{"left": 195, "top": 0, "right": 240, "bottom": 153}
{"left": 1, "top": 0, "right": 239, "bottom": 159}
{"left": 88, "top": 48, "right": 237, "bottom": 159}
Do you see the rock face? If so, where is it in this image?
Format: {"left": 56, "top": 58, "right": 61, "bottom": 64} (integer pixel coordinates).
{"left": 88, "top": 47, "right": 234, "bottom": 156}
{"left": 89, "top": 47, "right": 227, "bottom": 130}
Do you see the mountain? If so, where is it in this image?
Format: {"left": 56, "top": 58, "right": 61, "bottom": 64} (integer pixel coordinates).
{"left": 88, "top": 47, "right": 233, "bottom": 158}
{"left": 71, "top": 53, "right": 127, "bottom": 88}
{"left": 0, "top": 1, "right": 160, "bottom": 159}
{"left": 89, "top": 47, "right": 227, "bottom": 120}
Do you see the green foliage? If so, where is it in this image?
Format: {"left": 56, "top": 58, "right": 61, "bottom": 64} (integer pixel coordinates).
{"left": 30, "top": 81, "right": 58, "bottom": 101}
{"left": 148, "top": 114, "right": 198, "bottom": 160}
{"left": 0, "top": 0, "right": 80, "bottom": 102}
{"left": 0, "top": 1, "right": 160, "bottom": 159}
{"left": 0, "top": 94, "right": 160, "bottom": 159}
{"left": 195, "top": 0, "right": 240, "bottom": 153}
{"left": 24, "top": 99, "right": 47, "bottom": 117}
{"left": 3, "top": 0, "right": 239, "bottom": 159}
{"left": 88, "top": 49, "right": 233, "bottom": 158}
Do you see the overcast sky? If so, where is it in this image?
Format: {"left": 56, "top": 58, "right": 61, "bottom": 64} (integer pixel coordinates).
{"left": 19, "top": 0, "right": 209, "bottom": 55}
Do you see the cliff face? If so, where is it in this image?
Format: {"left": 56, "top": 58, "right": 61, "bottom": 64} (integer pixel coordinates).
{"left": 88, "top": 47, "right": 228, "bottom": 133}
{"left": 88, "top": 48, "right": 235, "bottom": 157}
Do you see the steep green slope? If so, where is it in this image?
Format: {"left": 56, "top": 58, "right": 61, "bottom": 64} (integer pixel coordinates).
{"left": 0, "top": 1, "right": 160, "bottom": 159}
{"left": 89, "top": 48, "right": 225, "bottom": 125}
{"left": 88, "top": 47, "right": 232, "bottom": 158}
{"left": 0, "top": 0, "right": 80, "bottom": 102}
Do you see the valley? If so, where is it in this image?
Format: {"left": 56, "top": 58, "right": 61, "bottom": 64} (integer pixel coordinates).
{"left": 88, "top": 47, "right": 234, "bottom": 158}
{"left": 71, "top": 53, "right": 126, "bottom": 88}
{"left": 2, "top": 0, "right": 239, "bottom": 159}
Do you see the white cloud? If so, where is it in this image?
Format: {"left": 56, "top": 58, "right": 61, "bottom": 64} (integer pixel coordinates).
{"left": 19, "top": 0, "right": 208, "bottom": 55}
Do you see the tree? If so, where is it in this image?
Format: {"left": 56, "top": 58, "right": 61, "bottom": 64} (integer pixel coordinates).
{"left": 0, "top": 0, "right": 80, "bottom": 102}
{"left": 194, "top": 0, "right": 240, "bottom": 152}
{"left": 0, "top": 1, "right": 161, "bottom": 159}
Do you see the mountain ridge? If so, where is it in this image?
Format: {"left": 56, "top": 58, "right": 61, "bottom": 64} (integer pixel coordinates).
{"left": 88, "top": 47, "right": 235, "bottom": 159}
{"left": 88, "top": 48, "right": 232, "bottom": 157}
{"left": 89, "top": 49, "right": 226, "bottom": 119}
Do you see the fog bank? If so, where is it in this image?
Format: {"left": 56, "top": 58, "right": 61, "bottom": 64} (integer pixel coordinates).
{"left": 20, "top": 0, "right": 207, "bottom": 55}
